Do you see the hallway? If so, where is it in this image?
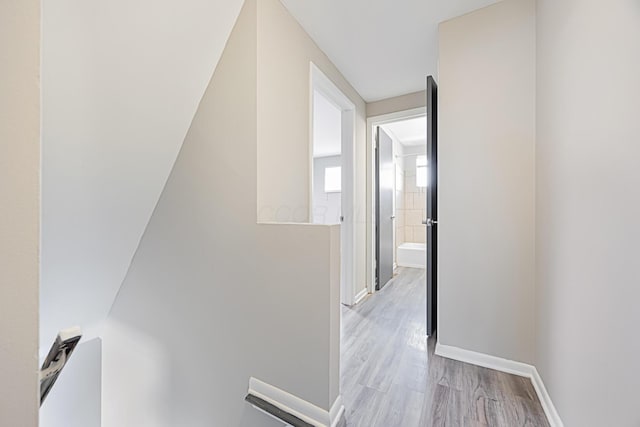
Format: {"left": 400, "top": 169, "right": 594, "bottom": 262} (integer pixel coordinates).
{"left": 340, "top": 267, "right": 550, "bottom": 426}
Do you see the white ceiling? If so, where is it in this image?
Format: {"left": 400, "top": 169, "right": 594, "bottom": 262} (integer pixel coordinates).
{"left": 313, "top": 90, "right": 342, "bottom": 157}
{"left": 280, "top": 0, "right": 500, "bottom": 102}
{"left": 40, "top": 0, "right": 244, "bottom": 350}
{"left": 382, "top": 116, "right": 427, "bottom": 146}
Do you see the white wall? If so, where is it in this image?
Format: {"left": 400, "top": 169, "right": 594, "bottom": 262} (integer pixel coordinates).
{"left": 313, "top": 156, "right": 342, "bottom": 225}
{"left": 536, "top": 0, "right": 640, "bottom": 425}
{"left": 256, "top": 0, "right": 368, "bottom": 296}
{"left": 438, "top": 0, "right": 536, "bottom": 364}
{"left": 0, "top": 0, "right": 40, "bottom": 424}
{"left": 313, "top": 90, "right": 342, "bottom": 158}
{"left": 40, "top": 0, "right": 245, "bottom": 350}
{"left": 41, "top": 339, "right": 102, "bottom": 427}
{"left": 102, "top": 2, "right": 341, "bottom": 425}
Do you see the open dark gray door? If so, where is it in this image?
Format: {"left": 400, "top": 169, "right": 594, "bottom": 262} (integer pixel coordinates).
{"left": 376, "top": 127, "right": 394, "bottom": 290}
{"left": 426, "top": 76, "right": 438, "bottom": 336}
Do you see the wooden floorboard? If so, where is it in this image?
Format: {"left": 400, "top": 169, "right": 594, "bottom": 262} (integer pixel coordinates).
{"left": 340, "top": 267, "right": 550, "bottom": 427}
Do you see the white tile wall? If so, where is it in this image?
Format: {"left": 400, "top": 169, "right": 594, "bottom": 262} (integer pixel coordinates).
{"left": 395, "top": 158, "right": 405, "bottom": 262}
{"left": 399, "top": 169, "right": 426, "bottom": 244}
{"left": 394, "top": 151, "right": 428, "bottom": 253}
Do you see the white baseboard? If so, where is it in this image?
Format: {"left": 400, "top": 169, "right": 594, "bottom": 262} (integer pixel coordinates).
{"left": 248, "top": 377, "right": 344, "bottom": 427}
{"left": 354, "top": 288, "right": 368, "bottom": 305}
{"left": 329, "top": 395, "right": 345, "bottom": 427}
{"left": 435, "top": 343, "right": 563, "bottom": 427}
{"left": 396, "top": 263, "right": 426, "bottom": 269}
{"left": 530, "top": 366, "right": 564, "bottom": 427}
{"left": 435, "top": 342, "right": 534, "bottom": 377}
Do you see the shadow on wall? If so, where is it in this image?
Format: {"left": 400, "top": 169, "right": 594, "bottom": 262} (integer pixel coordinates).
{"left": 101, "top": 320, "right": 283, "bottom": 427}
{"left": 102, "top": 322, "right": 171, "bottom": 426}
{"left": 40, "top": 339, "right": 102, "bottom": 427}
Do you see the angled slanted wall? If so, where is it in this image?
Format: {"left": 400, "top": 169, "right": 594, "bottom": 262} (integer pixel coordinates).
{"left": 40, "top": 0, "right": 245, "bottom": 350}
{"left": 102, "top": 0, "right": 340, "bottom": 425}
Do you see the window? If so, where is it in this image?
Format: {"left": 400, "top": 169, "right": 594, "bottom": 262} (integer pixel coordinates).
{"left": 416, "top": 155, "right": 428, "bottom": 188}
{"left": 325, "top": 166, "right": 341, "bottom": 192}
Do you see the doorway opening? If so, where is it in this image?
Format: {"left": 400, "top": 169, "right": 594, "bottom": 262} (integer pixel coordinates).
{"left": 310, "top": 63, "right": 357, "bottom": 306}
{"left": 377, "top": 116, "right": 429, "bottom": 289}
{"left": 366, "top": 77, "right": 438, "bottom": 335}
{"left": 368, "top": 109, "right": 427, "bottom": 289}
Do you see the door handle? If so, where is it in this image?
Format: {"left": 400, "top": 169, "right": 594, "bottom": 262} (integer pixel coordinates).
{"left": 423, "top": 218, "right": 438, "bottom": 227}
{"left": 391, "top": 215, "right": 396, "bottom": 220}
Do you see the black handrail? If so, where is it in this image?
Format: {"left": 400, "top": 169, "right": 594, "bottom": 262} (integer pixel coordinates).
{"left": 40, "top": 327, "right": 82, "bottom": 406}
{"left": 245, "top": 393, "right": 315, "bottom": 427}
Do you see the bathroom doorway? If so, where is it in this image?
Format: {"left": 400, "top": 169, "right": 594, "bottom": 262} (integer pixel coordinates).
{"left": 372, "top": 113, "right": 429, "bottom": 292}
{"left": 367, "top": 77, "right": 438, "bottom": 336}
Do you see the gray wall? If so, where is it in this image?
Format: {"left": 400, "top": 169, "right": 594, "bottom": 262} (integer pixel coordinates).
{"left": 0, "top": 0, "right": 40, "bottom": 424}
{"left": 313, "top": 155, "right": 342, "bottom": 225}
{"left": 536, "top": 0, "right": 640, "bottom": 425}
{"left": 41, "top": 339, "right": 102, "bottom": 427}
{"left": 366, "top": 90, "right": 426, "bottom": 118}
{"left": 438, "top": 0, "right": 536, "bottom": 364}
{"left": 440, "top": 0, "right": 640, "bottom": 424}
{"left": 102, "top": 1, "right": 340, "bottom": 425}
{"left": 256, "top": 0, "right": 368, "bottom": 298}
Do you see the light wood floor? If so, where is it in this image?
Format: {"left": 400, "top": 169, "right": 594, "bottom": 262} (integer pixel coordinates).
{"left": 340, "top": 267, "right": 550, "bottom": 427}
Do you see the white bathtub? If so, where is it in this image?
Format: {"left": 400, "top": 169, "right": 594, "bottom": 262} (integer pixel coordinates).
{"left": 397, "top": 242, "right": 426, "bottom": 269}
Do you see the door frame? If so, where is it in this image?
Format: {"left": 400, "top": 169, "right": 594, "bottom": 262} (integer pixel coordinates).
{"left": 310, "top": 63, "right": 357, "bottom": 306}
{"left": 426, "top": 76, "right": 438, "bottom": 336}
{"left": 366, "top": 107, "right": 426, "bottom": 294}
